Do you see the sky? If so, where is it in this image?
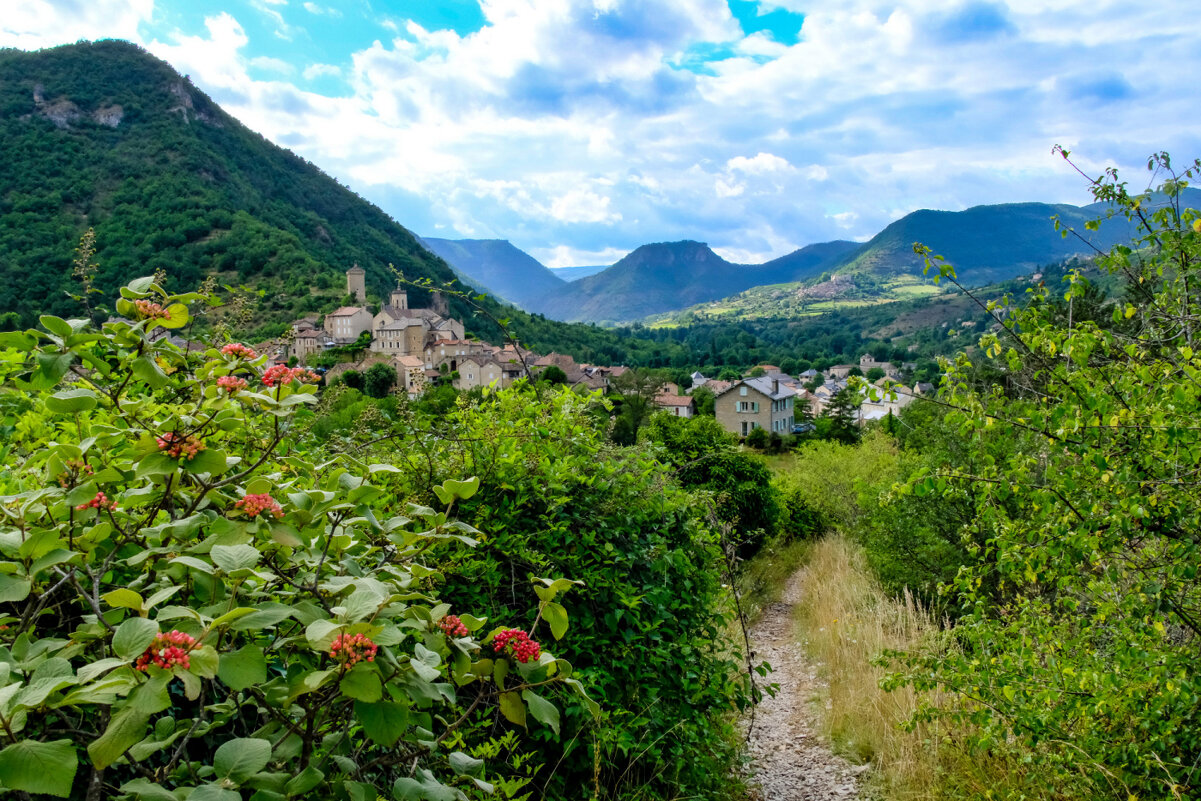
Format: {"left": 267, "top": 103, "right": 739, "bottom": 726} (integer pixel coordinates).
{"left": 3, "top": 1, "right": 1200, "bottom": 268}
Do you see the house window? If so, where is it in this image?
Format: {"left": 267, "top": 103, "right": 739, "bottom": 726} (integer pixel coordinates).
{"left": 740, "top": 387, "right": 747, "bottom": 396}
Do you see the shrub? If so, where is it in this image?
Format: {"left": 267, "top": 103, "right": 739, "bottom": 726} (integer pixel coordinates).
{"left": 0, "top": 276, "right": 592, "bottom": 800}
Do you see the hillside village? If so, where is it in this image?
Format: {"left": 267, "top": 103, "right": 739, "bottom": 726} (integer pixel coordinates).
{"left": 277, "top": 269, "right": 933, "bottom": 439}
{"left": 279, "top": 266, "right": 631, "bottom": 397}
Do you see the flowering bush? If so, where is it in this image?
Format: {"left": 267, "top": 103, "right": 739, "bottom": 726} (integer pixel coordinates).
{"left": 215, "top": 374, "right": 248, "bottom": 394}
{"left": 491, "top": 629, "right": 541, "bottom": 664}
{"left": 220, "top": 342, "right": 258, "bottom": 360}
{"left": 0, "top": 275, "right": 592, "bottom": 800}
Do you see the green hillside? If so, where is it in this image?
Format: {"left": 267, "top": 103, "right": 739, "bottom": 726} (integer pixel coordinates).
{"left": 0, "top": 40, "right": 485, "bottom": 331}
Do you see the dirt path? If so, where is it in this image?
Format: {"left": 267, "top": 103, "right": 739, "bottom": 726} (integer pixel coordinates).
{"left": 744, "top": 569, "right": 865, "bottom": 800}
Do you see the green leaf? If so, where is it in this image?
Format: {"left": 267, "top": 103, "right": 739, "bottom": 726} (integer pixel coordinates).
{"left": 498, "top": 691, "right": 526, "bottom": 727}
{"left": 45, "top": 388, "right": 99, "bottom": 414}
{"left": 39, "top": 315, "right": 74, "bottom": 338}
{"left": 88, "top": 672, "right": 172, "bottom": 769}
{"left": 189, "top": 786, "right": 242, "bottom": 801}
{"left": 340, "top": 665, "right": 382, "bottom": 702}
{"left": 184, "top": 447, "right": 230, "bottom": 476}
{"left": 522, "top": 690, "right": 560, "bottom": 735}
{"left": 543, "top": 601, "right": 569, "bottom": 640}
{"left": 457, "top": 613, "right": 487, "bottom": 633}
{"left": 354, "top": 700, "right": 409, "bottom": 746}
{"left": 213, "top": 738, "right": 273, "bottom": 783}
{"left": 0, "top": 739, "right": 78, "bottom": 797}
{"left": 136, "top": 452, "right": 179, "bottom": 479}
{"left": 0, "top": 574, "right": 32, "bottom": 603}
{"left": 120, "top": 778, "right": 181, "bottom": 801}
{"left": 448, "top": 751, "right": 484, "bottom": 778}
{"left": 113, "top": 617, "right": 159, "bottom": 661}
{"left": 132, "top": 355, "right": 168, "bottom": 389}
{"left": 217, "top": 644, "right": 267, "bottom": 691}
{"left": 432, "top": 477, "right": 480, "bottom": 505}
{"left": 285, "top": 765, "right": 324, "bottom": 797}
{"left": 160, "top": 303, "right": 189, "bottom": 330}
{"left": 103, "top": 588, "right": 145, "bottom": 611}
{"left": 211, "top": 544, "right": 260, "bottom": 573}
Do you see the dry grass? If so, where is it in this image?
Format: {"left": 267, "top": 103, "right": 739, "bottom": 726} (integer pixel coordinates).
{"left": 794, "top": 533, "right": 947, "bottom": 799}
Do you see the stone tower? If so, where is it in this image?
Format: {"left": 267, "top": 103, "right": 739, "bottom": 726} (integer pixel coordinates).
{"left": 346, "top": 264, "right": 366, "bottom": 303}
{"left": 390, "top": 283, "right": 408, "bottom": 310}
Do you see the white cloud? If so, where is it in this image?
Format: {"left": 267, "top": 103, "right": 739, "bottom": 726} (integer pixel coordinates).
{"left": 303, "top": 62, "right": 342, "bottom": 80}
{"left": 249, "top": 55, "right": 294, "bottom": 74}
{"left": 0, "top": 0, "right": 153, "bottom": 49}
{"left": 727, "top": 152, "right": 794, "bottom": 175}
{"left": 6, "top": 0, "right": 1201, "bottom": 268}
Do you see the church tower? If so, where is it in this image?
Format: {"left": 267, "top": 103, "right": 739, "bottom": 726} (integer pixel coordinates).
{"left": 346, "top": 264, "right": 366, "bottom": 304}
{"left": 390, "top": 283, "right": 408, "bottom": 310}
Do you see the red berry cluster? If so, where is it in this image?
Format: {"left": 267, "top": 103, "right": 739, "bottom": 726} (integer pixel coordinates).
{"left": 134, "top": 299, "right": 171, "bottom": 322}
{"left": 492, "top": 629, "right": 541, "bottom": 663}
{"left": 56, "top": 459, "right": 93, "bottom": 488}
{"left": 262, "top": 365, "right": 321, "bottom": 387}
{"left": 134, "top": 630, "right": 196, "bottom": 671}
{"left": 330, "top": 632, "right": 377, "bottom": 666}
{"left": 216, "top": 375, "right": 249, "bottom": 394}
{"left": 156, "top": 431, "right": 206, "bottom": 460}
{"left": 75, "top": 491, "right": 117, "bottom": 511}
{"left": 439, "top": 615, "right": 469, "bottom": 637}
{"left": 221, "top": 343, "right": 259, "bottom": 360}
{"left": 235, "top": 493, "right": 283, "bottom": 519}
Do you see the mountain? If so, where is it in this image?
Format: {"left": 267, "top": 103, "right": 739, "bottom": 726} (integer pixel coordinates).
{"left": 419, "top": 238, "right": 564, "bottom": 309}
{"left": 825, "top": 195, "right": 1201, "bottom": 286}
{"left": 0, "top": 40, "right": 480, "bottom": 332}
{"left": 551, "top": 264, "right": 608, "bottom": 282}
{"left": 531, "top": 239, "right": 859, "bottom": 323}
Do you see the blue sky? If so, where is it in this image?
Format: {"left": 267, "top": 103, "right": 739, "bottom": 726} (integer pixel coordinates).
{"left": 4, "top": 1, "right": 1201, "bottom": 267}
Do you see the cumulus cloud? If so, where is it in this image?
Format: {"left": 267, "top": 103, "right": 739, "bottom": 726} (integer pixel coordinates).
{"left": 4, "top": 0, "right": 1201, "bottom": 265}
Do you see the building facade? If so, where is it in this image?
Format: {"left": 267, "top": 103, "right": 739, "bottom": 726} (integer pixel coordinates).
{"left": 714, "top": 377, "right": 796, "bottom": 437}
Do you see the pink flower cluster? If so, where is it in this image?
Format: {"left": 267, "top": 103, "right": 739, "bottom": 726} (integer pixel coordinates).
{"left": 156, "top": 432, "right": 206, "bottom": 460}
{"left": 134, "top": 299, "right": 170, "bottom": 322}
{"left": 492, "top": 629, "right": 541, "bottom": 663}
{"left": 330, "top": 632, "right": 377, "bottom": 667}
{"left": 235, "top": 493, "right": 283, "bottom": 519}
{"left": 439, "top": 615, "right": 469, "bottom": 637}
{"left": 75, "top": 491, "right": 117, "bottom": 512}
{"left": 216, "top": 375, "right": 249, "bottom": 394}
{"left": 221, "top": 343, "right": 258, "bottom": 360}
{"left": 262, "top": 365, "right": 320, "bottom": 387}
{"left": 134, "top": 630, "right": 196, "bottom": 671}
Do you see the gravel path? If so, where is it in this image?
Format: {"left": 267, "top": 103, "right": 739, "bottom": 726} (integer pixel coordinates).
{"left": 744, "top": 569, "right": 865, "bottom": 801}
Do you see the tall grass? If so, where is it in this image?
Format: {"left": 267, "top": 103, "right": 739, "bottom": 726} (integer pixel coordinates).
{"left": 794, "top": 534, "right": 946, "bottom": 799}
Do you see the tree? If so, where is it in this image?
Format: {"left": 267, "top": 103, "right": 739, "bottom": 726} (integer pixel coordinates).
{"left": 822, "top": 386, "right": 860, "bottom": 443}
{"left": 745, "top": 426, "right": 769, "bottom": 449}
{"left": 889, "top": 152, "right": 1201, "bottom": 798}
{"left": 865, "top": 366, "right": 886, "bottom": 381}
{"left": 541, "top": 364, "right": 568, "bottom": 384}
{"left": 691, "top": 385, "right": 717, "bottom": 416}
{"left": 363, "top": 362, "right": 396, "bottom": 398}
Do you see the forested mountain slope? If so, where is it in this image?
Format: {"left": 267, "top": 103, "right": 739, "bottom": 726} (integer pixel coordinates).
{"left": 0, "top": 40, "right": 473, "bottom": 329}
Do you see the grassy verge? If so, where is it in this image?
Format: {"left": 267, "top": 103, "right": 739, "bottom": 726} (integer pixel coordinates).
{"left": 794, "top": 533, "right": 946, "bottom": 799}
{"left": 736, "top": 537, "right": 811, "bottom": 623}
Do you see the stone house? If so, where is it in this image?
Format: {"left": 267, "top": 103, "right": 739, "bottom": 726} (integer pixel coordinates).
{"left": 456, "top": 356, "right": 504, "bottom": 391}
{"left": 370, "top": 318, "right": 425, "bottom": 356}
{"left": 654, "top": 391, "right": 695, "bottom": 418}
{"left": 323, "top": 306, "right": 373, "bottom": 344}
{"left": 292, "top": 328, "right": 329, "bottom": 364}
{"left": 714, "top": 377, "right": 796, "bottom": 438}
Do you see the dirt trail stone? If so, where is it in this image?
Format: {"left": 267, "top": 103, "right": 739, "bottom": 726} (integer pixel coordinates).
{"left": 744, "top": 569, "right": 864, "bottom": 800}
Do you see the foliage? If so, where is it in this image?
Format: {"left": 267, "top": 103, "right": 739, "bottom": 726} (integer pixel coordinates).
{"left": 820, "top": 387, "right": 861, "bottom": 444}
{"left": 0, "top": 275, "right": 594, "bottom": 799}
{"left": 641, "top": 414, "right": 786, "bottom": 552}
{"left": 363, "top": 389, "right": 757, "bottom": 800}
{"left": 887, "top": 153, "right": 1201, "bottom": 798}
{"left": 362, "top": 363, "right": 396, "bottom": 399}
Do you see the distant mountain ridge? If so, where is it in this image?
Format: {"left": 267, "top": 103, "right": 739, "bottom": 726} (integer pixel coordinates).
{"left": 419, "top": 237, "right": 564, "bottom": 309}
{"left": 528, "top": 239, "right": 859, "bottom": 323}
{"left": 551, "top": 265, "right": 608, "bottom": 282}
